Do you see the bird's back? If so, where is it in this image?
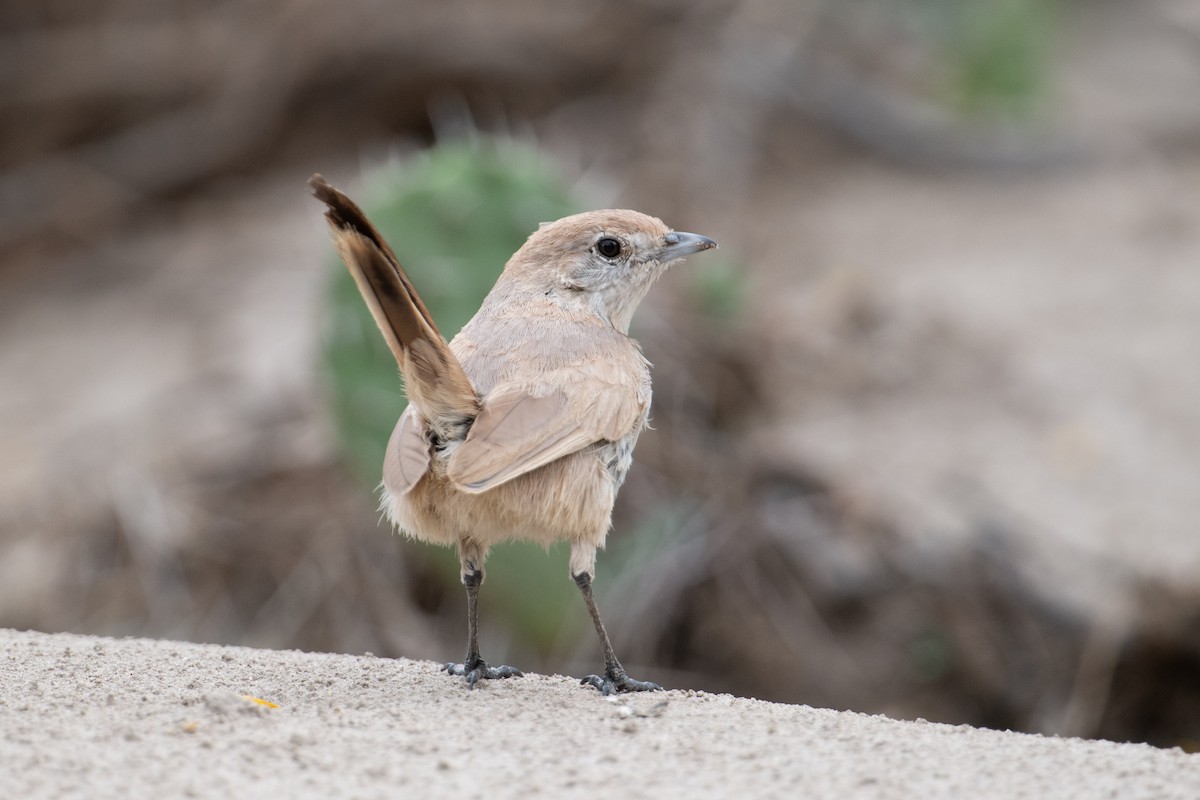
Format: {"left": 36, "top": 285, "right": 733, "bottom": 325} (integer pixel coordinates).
{"left": 452, "top": 294, "right": 651, "bottom": 401}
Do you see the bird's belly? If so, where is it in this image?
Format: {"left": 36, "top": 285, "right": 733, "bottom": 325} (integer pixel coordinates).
{"left": 383, "top": 448, "right": 621, "bottom": 550}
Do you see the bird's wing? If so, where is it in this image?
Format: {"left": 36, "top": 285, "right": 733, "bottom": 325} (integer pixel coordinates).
{"left": 383, "top": 405, "right": 431, "bottom": 497}
{"left": 446, "top": 365, "right": 646, "bottom": 494}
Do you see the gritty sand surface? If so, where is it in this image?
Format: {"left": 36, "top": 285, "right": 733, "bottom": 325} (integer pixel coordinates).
{"left": 1, "top": 629, "right": 1198, "bottom": 799}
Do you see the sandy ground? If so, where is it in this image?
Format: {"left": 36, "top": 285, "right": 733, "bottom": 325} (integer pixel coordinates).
{"left": 1, "top": 628, "right": 1197, "bottom": 799}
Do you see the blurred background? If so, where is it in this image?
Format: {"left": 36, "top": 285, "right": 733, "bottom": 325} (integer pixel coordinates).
{"left": 2, "top": 0, "right": 1200, "bottom": 749}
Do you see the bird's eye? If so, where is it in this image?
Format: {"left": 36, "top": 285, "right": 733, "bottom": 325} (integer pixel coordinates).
{"left": 596, "top": 237, "right": 622, "bottom": 259}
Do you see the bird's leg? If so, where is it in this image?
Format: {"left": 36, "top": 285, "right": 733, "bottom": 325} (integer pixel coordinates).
{"left": 442, "top": 544, "right": 522, "bottom": 688}
{"left": 574, "top": 571, "right": 662, "bottom": 695}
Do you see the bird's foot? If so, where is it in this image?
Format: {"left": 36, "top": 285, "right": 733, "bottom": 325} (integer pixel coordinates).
{"left": 442, "top": 658, "right": 523, "bottom": 689}
{"left": 581, "top": 666, "right": 662, "bottom": 696}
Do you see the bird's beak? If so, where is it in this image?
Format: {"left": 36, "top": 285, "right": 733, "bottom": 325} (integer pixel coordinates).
{"left": 659, "top": 231, "right": 718, "bottom": 261}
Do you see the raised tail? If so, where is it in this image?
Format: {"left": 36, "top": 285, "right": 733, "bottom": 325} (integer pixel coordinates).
{"left": 309, "top": 174, "right": 478, "bottom": 443}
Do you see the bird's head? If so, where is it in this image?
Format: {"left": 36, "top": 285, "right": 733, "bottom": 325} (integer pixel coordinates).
{"left": 503, "top": 209, "right": 717, "bottom": 332}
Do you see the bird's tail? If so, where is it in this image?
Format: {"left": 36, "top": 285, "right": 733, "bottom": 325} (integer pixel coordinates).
{"left": 310, "top": 174, "right": 478, "bottom": 442}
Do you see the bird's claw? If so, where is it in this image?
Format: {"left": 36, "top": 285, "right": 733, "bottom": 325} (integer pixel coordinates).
{"left": 442, "top": 660, "right": 523, "bottom": 689}
{"left": 581, "top": 668, "right": 662, "bottom": 696}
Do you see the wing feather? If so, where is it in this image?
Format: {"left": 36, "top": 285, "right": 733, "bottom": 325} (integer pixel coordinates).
{"left": 447, "top": 368, "right": 646, "bottom": 494}
{"left": 383, "top": 406, "right": 431, "bottom": 497}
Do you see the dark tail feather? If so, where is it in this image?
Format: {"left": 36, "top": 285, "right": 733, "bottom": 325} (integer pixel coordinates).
{"left": 310, "top": 174, "right": 478, "bottom": 438}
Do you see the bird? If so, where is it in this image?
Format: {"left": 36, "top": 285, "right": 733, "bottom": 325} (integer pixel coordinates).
{"left": 310, "top": 174, "right": 716, "bottom": 694}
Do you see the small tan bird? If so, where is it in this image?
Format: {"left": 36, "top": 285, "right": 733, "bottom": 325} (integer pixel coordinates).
{"left": 310, "top": 175, "right": 716, "bottom": 694}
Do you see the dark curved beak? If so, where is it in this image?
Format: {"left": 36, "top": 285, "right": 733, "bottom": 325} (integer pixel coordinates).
{"left": 659, "top": 231, "right": 717, "bottom": 261}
